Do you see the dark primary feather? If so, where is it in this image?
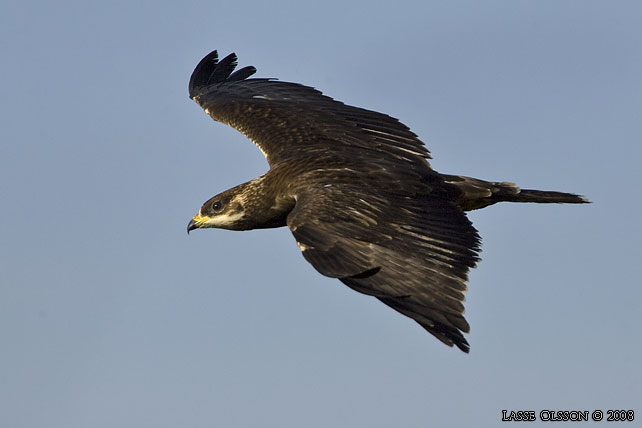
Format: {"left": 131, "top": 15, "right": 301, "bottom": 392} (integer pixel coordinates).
{"left": 188, "top": 50, "right": 220, "bottom": 96}
{"left": 189, "top": 51, "right": 257, "bottom": 96}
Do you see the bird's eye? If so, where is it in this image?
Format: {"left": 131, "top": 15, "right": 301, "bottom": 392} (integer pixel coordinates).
{"left": 212, "top": 201, "right": 223, "bottom": 211}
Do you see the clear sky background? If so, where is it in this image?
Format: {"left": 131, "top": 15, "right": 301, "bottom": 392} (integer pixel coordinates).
{"left": 1, "top": 1, "right": 641, "bottom": 427}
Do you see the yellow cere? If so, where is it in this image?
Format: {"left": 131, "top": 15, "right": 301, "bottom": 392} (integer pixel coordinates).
{"left": 191, "top": 213, "right": 212, "bottom": 226}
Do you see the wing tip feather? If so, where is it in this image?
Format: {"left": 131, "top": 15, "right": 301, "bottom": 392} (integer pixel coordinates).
{"left": 421, "top": 321, "right": 471, "bottom": 353}
{"left": 188, "top": 49, "right": 257, "bottom": 99}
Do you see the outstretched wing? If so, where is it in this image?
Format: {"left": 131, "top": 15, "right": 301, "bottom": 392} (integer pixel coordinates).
{"left": 189, "top": 50, "right": 431, "bottom": 167}
{"left": 287, "top": 183, "right": 481, "bottom": 353}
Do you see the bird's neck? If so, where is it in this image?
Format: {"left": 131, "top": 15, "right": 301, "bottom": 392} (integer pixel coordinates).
{"left": 232, "top": 169, "right": 297, "bottom": 230}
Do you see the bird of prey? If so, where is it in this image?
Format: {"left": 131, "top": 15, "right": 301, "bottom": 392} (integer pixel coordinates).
{"left": 186, "top": 50, "right": 588, "bottom": 352}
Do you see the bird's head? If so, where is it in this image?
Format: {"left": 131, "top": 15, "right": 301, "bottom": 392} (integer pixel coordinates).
{"left": 187, "top": 186, "right": 249, "bottom": 233}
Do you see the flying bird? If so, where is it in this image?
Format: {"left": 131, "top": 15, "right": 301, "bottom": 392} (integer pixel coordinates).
{"left": 186, "top": 50, "right": 588, "bottom": 352}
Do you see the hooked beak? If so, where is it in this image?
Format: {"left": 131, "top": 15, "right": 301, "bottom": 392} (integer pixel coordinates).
{"left": 187, "top": 218, "right": 198, "bottom": 234}
{"left": 187, "top": 213, "right": 211, "bottom": 234}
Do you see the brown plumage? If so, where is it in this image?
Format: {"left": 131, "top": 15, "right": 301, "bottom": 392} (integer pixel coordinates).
{"left": 186, "top": 50, "right": 588, "bottom": 352}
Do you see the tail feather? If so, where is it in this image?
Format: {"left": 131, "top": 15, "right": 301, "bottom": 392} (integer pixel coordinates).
{"left": 442, "top": 174, "right": 590, "bottom": 211}
{"left": 504, "top": 189, "right": 589, "bottom": 205}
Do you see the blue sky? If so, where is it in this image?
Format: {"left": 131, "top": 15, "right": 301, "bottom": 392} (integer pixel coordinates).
{"left": 1, "top": 1, "right": 641, "bottom": 427}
